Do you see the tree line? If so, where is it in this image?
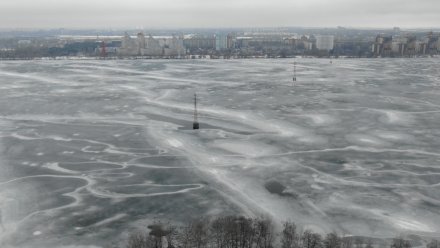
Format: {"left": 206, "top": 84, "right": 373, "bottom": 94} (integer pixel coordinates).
{"left": 122, "top": 216, "right": 440, "bottom": 248}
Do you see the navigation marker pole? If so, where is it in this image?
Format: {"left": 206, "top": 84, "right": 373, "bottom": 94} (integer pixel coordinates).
{"left": 193, "top": 93, "right": 200, "bottom": 130}
{"left": 292, "top": 61, "right": 297, "bottom": 86}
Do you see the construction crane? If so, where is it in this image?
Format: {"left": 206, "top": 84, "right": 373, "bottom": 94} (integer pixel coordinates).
{"left": 100, "top": 41, "right": 107, "bottom": 58}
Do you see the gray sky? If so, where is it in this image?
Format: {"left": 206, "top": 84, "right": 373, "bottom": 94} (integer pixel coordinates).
{"left": 0, "top": 0, "right": 439, "bottom": 29}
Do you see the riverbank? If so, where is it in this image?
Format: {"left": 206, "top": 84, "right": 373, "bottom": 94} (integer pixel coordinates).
{"left": 0, "top": 54, "right": 438, "bottom": 61}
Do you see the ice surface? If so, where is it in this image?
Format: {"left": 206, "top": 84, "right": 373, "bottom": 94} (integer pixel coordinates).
{"left": 0, "top": 58, "right": 440, "bottom": 247}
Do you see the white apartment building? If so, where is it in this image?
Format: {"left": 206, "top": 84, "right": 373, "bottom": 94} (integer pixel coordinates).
{"left": 315, "top": 35, "right": 334, "bottom": 51}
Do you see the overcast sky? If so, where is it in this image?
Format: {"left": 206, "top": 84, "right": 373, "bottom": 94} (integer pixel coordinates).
{"left": 0, "top": 0, "right": 439, "bottom": 29}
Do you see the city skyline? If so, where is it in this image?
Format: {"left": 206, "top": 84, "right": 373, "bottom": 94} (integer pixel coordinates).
{"left": 0, "top": 0, "right": 439, "bottom": 29}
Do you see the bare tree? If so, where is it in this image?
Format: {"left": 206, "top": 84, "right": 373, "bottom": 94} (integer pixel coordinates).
{"left": 127, "top": 215, "right": 424, "bottom": 248}
{"left": 228, "top": 216, "right": 256, "bottom": 248}
{"left": 126, "top": 232, "right": 149, "bottom": 248}
{"left": 165, "top": 224, "right": 178, "bottom": 248}
{"left": 281, "top": 221, "right": 299, "bottom": 248}
{"left": 179, "top": 218, "right": 210, "bottom": 248}
{"left": 325, "top": 233, "right": 341, "bottom": 248}
{"left": 365, "top": 238, "right": 373, "bottom": 248}
{"left": 427, "top": 240, "right": 439, "bottom": 248}
{"left": 126, "top": 220, "right": 177, "bottom": 248}
{"left": 391, "top": 237, "right": 411, "bottom": 248}
{"left": 211, "top": 217, "right": 228, "bottom": 248}
{"left": 254, "top": 218, "right": 275, "bottom": 248}
{"left": 148, "top": 221, "right": 169, "bottom": 248}
{"left": 341, "top": 237, "right": 353, "bottom": 248}
{"left": 301, "top": 230, "right": 323, "bottom": 248}
{"left": 178, "top": 222, "right": 192, "bottom": 248}
{"left": 354, "top": 237, "right": 364, "bottom": 248}
{"left": 211, "top": 216, "right": 269, "bottom": 248}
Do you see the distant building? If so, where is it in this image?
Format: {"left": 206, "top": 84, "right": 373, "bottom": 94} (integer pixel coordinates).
{"left": 17, "top": 40, "right": 32, "bottom": 48}
{"left": 183, "top": 35, "right": 216, "bottom": 50}
{"left": 283, "top": 37, "right": 296, "bottom": 47}
{"left": 119, "top": 32, "right": 138, "bottom": 55}
{"left": 137, "top": 32, "right": 146, "bottom": 55}
{"left": 236, "top": 36, "right": 286, "bottom": 50}
{"left": 372, "top": 35, "right": 383, "bottom": 55}
{"left": 405, "top": 36, "right": 417, "bottom": 56}
{"left": 160, "top": 35, "right": 185, "bottom": 57}
{"left": 371, "top": 32, "right": 440, "bottom": 57}
{"left": 315, "top": 35, "right": 334, "bottom": 51}
{"left": 215, "top": 34, "right": 228, "bottom": 51}
{"left": 372, "top": 35, "right": 393, "bottom": 57}
{"left": 297, "top": 35, "right": 313, "bottom": 51}
{"left": 227, "top": 34, "right": 236, "bottom": 49}
{"left": 304, "top": 41, "right": 313, "bottom": 51}
{"left": 391, "top": 37, "right": 406, "bottom": 56}
{"left": 118, "top": 32, "right": 185, "bottom": 57}
{"left": 426, "top": 32, "right": 440, "bottom": 55}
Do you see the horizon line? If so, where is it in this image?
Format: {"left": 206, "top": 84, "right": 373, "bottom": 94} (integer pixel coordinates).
{"left": 1, "top": 26, "right": 440, "bottom": 31}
